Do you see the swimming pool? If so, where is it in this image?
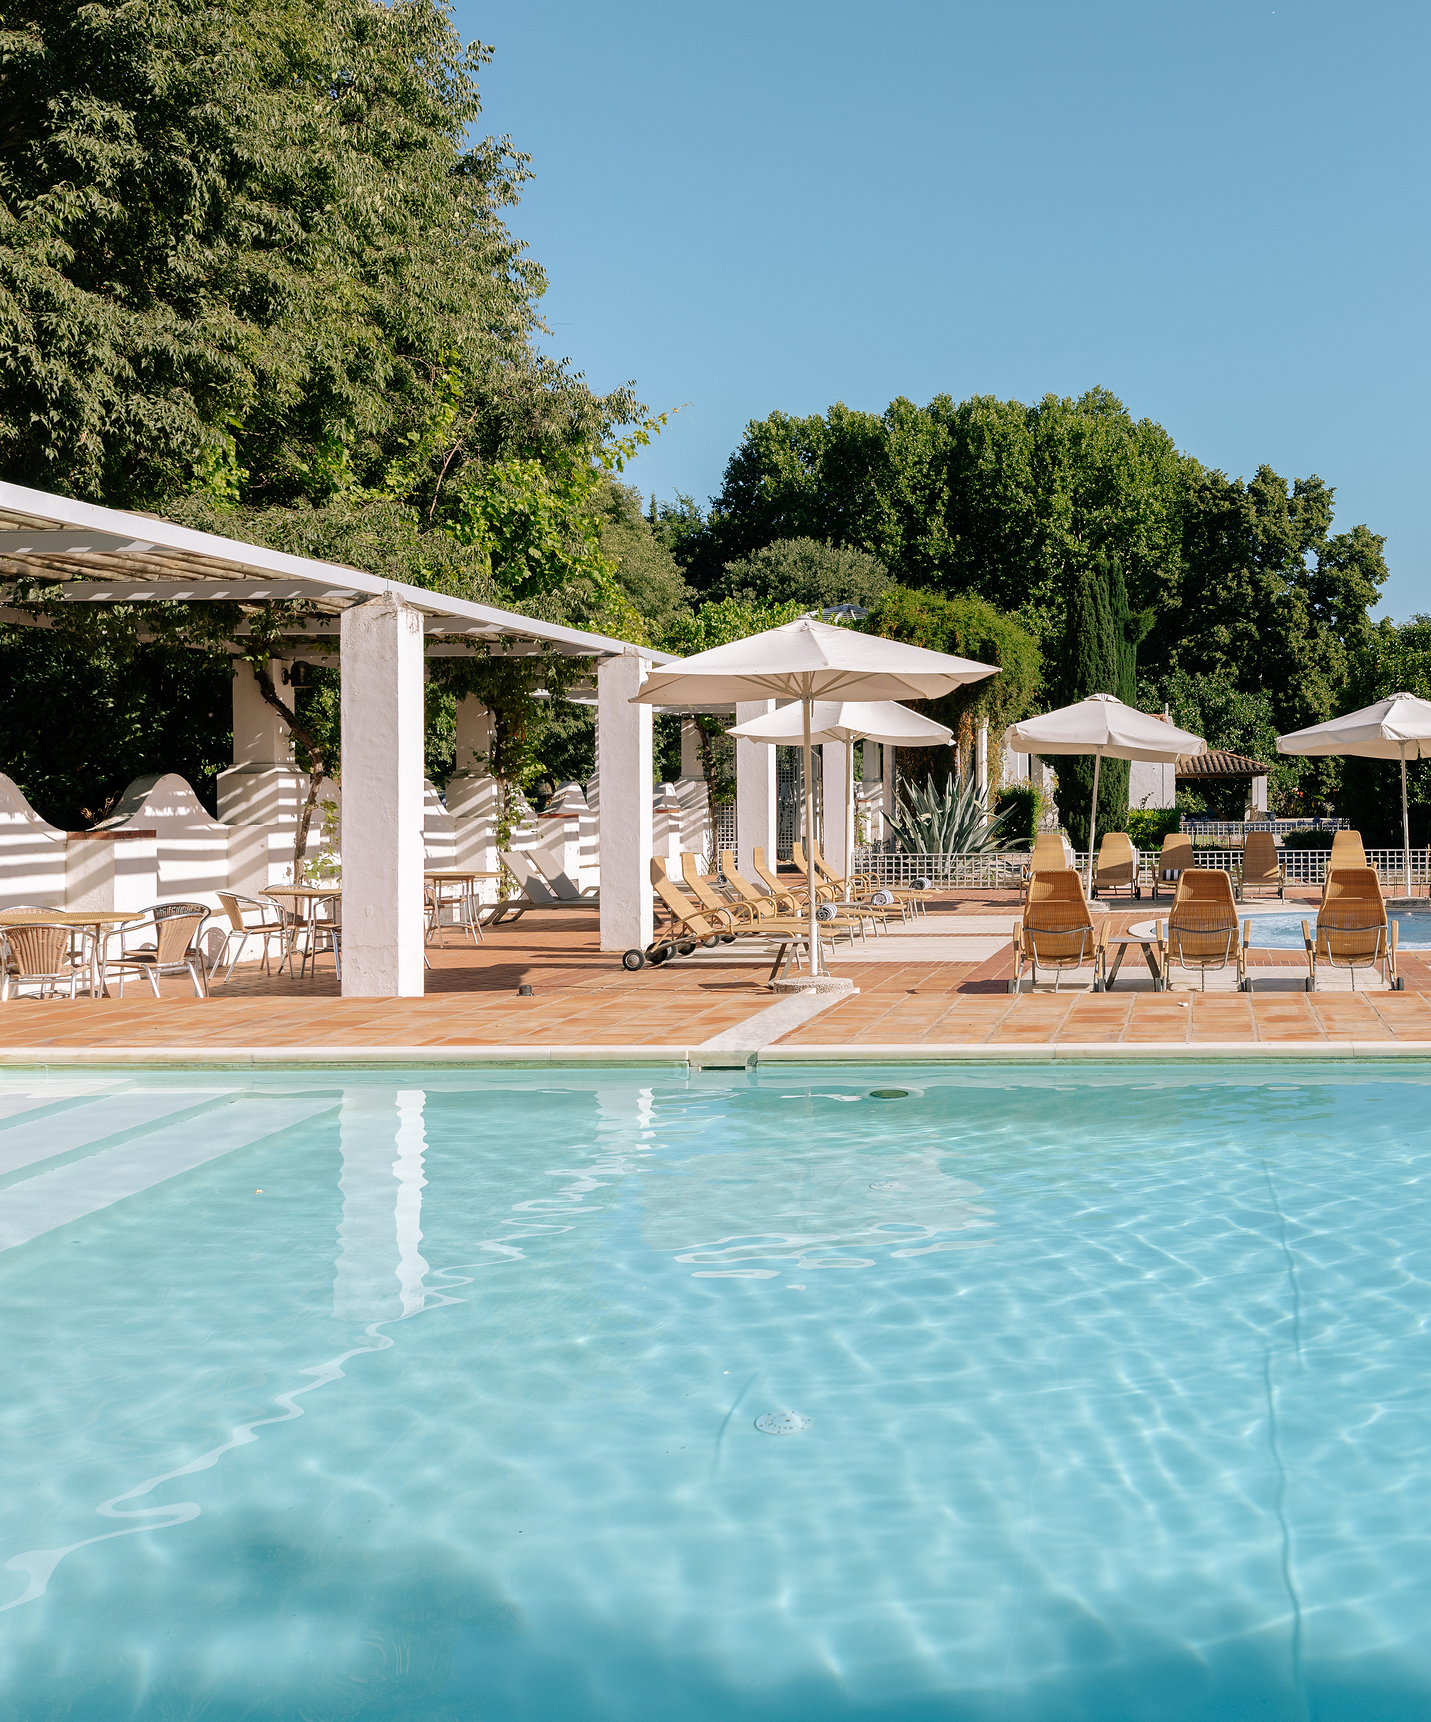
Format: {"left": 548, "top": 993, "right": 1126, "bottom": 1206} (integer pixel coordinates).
{"left": 3, "top": 1063, "right": 1431, "bottom": 1720}
{"left": 1245, "top": 908, "right": 1431, "bottom": 948}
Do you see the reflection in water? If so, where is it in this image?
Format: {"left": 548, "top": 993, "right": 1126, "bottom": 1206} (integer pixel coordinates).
{"left": 333, "top": 1089, "right": 430, "bottom": 1322}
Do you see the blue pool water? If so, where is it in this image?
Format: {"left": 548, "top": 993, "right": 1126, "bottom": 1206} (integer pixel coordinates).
{"left": 3, "top": 1064, "right": 1431, "bottom": 1720}
{"left": 1247, "top": 909, "right": 1431, "bottom": 948}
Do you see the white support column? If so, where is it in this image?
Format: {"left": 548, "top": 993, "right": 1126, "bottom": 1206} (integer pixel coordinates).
{"left": 735, "top": 699, "right": 776, "bottom": 872}
{"left": 976, "top": 720, "right": 989, "bottom": 799}
{"left": 339, "top": 595, "right": 426, "bottom": 996}
{"left": 598, "top": 649, "right": 654, "bottom": 954}
{"left": 884, "top": 746, "right": 898, "bottom": 822}
{"left": 821, "top": 740, "right": 847, "bottom": 870}
{"left": 446, "top": 698, "right": 500, "bottom": 880}
{"left": 679, "top": 719, "right": 704, "bottom": 779}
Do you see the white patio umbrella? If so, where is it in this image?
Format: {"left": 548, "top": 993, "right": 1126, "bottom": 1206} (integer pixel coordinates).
{"left": 1005, "top": 693, "right": 1206, "bottom": 890}
{"left": 634, "top": 620, "right": 997, "bottom": 976}
{"left": 725, "top": 700, "right": 955, "bottom": 901}
{"left": 1278, "top": 692, "right": 1431, "bottom": 896}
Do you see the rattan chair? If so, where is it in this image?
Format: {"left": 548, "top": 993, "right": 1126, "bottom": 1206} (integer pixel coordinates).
{"left": 1237, "top": 832, "right": 1286, "bottom": 901}
{"left": 1091, "top": 831, "right": 1141, "bottom": 901}
{"left": 105, "top": 904, "right": 210, "bottom": 998}
{"left": 1018, "top": 832, "right": 1075, "bottom": 902}
{"left": 1151, "top": 833, "right": 1195, "bottom": 900}
{"left": 214, "top": 892, "right": 287, "bottom": 981}
{"left": 1303, "top": 867, "right": 1399, "bottom": 991}
{"left": 0, "top": 921, "right": 93, "bottom": 1001}
{"left": 1009, "top": 870, "right": 1106, "bottom": 993}
{"left": 1157, "top": 869, "right": 1250, "bottom": 992}
{"left": 1329, "top": 829, "right": 1368, "bottom": 871}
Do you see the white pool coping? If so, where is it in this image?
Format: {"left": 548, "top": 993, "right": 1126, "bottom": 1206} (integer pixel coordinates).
{"left": 4, "top": 1040, "right": 1431, "bottom": 1069}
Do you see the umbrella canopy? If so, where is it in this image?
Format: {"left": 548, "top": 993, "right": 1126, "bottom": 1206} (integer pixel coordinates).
{"left": 725, "top": 699, "right": 955, "bottom": 748}
{"left": 1005, "top": 694, "right": 1205, "bottom": 888}
{"left": 636, "top": 621, "right": 996, "bottom": 976}
{"left": 1005, "top": 693, "right": 1205, "bottom": 763}
{"left": 1278, "top": 693, "right": 1431, "bottom": 894}
{"left": 634, "top": 618, "right": 997, "bottom": 707}
{"left": 726, "top": 701, "right": 955, "bottom": 902}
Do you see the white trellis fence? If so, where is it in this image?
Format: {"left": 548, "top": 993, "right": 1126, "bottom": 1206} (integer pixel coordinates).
{"left": 852, "top": 846, "right": 1431, "bottom": 891}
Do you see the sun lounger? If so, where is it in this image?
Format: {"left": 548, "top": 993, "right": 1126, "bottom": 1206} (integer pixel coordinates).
{"left": 680, "top": 852, "right": 764, "bottom": 925}
{"left": 525, "top": 842, "right": 599, "bottom": 901}
{"left": 1151, "top": 832, "right": 1195, "bottom": 901}
{"left": 1091, "top": 831, "right": 1141, "bottom": 901}
{"left": 807, "top": 841, "right": 920, "bottom": 920}
{"left": 1009, "top": 869, "right": 1106, "bottom": 993}
{"left": 487, "top": 851, "right": 604, "bottom": 924}
{"left": 1018, "top": 832, "right": 1075, "bottom": 901}
{"left": 1303, "top": 867, "right": 1400, "bottom": 991}
{"left": 625, "top": 858, "right": 847, "bottom": 975}
{"left": 780, "top": 842, "right": 841, "bottom": 904}
{"left": 719, "top": 853, "right": 800, "bottom": 918}
{"left": 1329, "top": 829, "right": 1367, "bottom": 871}
{"left": 1157, "top": 869, "right": 1251, "bottom": 992}
{"left": 1235, "top": 831, "right": 1286, "bottom": 901}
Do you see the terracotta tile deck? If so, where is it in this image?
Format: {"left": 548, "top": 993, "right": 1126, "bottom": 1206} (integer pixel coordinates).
{"left": 2, "top": 891, "right": 1429, "bottom": 1056}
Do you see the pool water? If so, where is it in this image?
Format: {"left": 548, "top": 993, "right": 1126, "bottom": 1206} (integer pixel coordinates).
{"left": 1246, "top": 908, "right": 1431, "bottom": 948}
{"left": 3, "top": 1065, "right": 1431, "bottom": 1721}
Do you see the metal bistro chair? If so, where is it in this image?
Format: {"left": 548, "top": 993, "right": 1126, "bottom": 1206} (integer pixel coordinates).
{"left": 300, "top": 893, "right": 342, "bottom": 980}
{"left": 105, "top": 904, "right": 211, "bottom": 998}
{"left": 1158, "top": 870, "right": 1250, "bottom": 993}
{"left": 214, "top": 892, "right": 288, "bottom": 982}
{"left": 0, "top": 921, "right": 93, "bottom": 1001}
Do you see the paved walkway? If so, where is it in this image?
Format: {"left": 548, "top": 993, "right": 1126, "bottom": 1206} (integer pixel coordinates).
{"left": 1, "top": 890, "right": 1427, "bottom": 1056}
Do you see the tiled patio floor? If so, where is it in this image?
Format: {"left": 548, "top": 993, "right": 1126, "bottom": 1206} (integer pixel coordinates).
{"left": 2, "top": 891, "right": 1428, "bottom": 1054}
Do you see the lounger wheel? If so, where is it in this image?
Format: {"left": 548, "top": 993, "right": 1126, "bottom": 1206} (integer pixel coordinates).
{"left": 1134, "top": 886, "right": 1142, "bottom": 899}
{"left": 701, "top": 935, "right": 721, "bottom": 949}
{"left": 1395, "top": 976, "right": 1406, "bottom": 990}
{"left": 648, "top": 945, "right": 673, "bottom": 966}
{"left": 719, "top": 933, "right": 738, "bottom": 944}
{"left": 622, "top": 949, "right": 646, "bottom": 971}
{"left": 677, "top": 941, "right": 696, "bottom": 956}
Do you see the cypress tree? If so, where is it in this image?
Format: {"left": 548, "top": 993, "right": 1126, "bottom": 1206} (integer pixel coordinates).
{"left": 1050, "top": 563, "right": 1124, "bottom": 850}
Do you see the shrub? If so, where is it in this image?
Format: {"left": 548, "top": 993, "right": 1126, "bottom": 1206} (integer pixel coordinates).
{"left": 1123, "top": 808, "right": 1182, "bottom": 848}
{"left": 1280, "top": 827, "right": 1335, "bottom": 848}
{"left": 994, "top": 784, "right": 1043, "bottom": 849}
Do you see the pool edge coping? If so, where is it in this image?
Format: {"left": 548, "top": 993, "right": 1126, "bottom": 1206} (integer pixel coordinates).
{"left": 5, "top": 1039, "right": 1431, "bottom": 1070}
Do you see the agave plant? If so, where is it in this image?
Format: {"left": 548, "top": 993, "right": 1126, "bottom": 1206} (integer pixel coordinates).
{"left": 887, "top": 774, "right": 1011, "bottom": 856}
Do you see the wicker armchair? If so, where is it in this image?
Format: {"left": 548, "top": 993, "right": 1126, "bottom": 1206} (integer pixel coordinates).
{"left": 1009, "top": 870, "right": 1105, "bottom": 993}
{"left": 0, "top": 921, "right": 92, "bottom": 1001}
{"left": 1237, "top": 832, "right": 1286, "bottom": 901}
{"left": 1304, "top": 868, "right": 1399, "bottom": 991}
{"left": 1158, "top": 870, "right": 1250, "bottom": 992}
{"left": 105, "top": 903, "right": 210, "bottom": 998}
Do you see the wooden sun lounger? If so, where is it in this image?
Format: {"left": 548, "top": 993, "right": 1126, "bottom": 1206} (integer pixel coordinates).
{"left": 630, "top": 859, "right": 853, "bottom": 977}
{"left": 485, "top": 851, "right": 603, "bottom": 924}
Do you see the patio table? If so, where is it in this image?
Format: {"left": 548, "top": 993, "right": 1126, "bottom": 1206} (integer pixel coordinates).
{"left": 424, "top": 869, "right": 499, "bottom": 945}
{"left": 264, "top": 887, "right": 341, "bottom": 975}
{"left": 1103, "top": 920, "right": 1164, "bottom": 990}
{"left": 0, "top": 909, "right": 146, "bottom": 999}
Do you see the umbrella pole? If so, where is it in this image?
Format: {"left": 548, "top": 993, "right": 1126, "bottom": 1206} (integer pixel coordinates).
{"left": 1086, "top": 751, "right": 1102, "bottom": 894}
{"left": 1402, "top": 746, "right": 1412, "bottom": 897}
{"left": 844, "top": 737, "right": 854, "bottom": 903}
{"left": 803, "top": 698, "right": 822, "bottom": 977}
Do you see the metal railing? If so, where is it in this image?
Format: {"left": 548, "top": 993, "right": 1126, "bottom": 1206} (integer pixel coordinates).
{"left": 852, "top": 846, "right": 1431, "bottom": 890}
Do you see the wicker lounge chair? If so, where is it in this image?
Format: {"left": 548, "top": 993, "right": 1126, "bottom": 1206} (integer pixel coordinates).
{"left": 1303, "top": 867, "right": 1400, "bottom": 991}
{"left": 1157, "top": 870, "right": 1251, "bottom": 992}
{"left": 1091, "top": 832, "right": 1141, "bottom": 901}
{"left": 627, "top": 858, "right": 846, "bottom": 974}
{"left": 1329, "top": 829, "right": 1368, "bottom": 871}
{"left": 719, "top": 853, "right": 800, "bottom": 918}
{"left": 1237, "top": 832, "right": 1286, "bottom": 901}
{"left": 807, "top": 841, "right": 921, "bottom": 920}
{"left": 680, "top": 852, "right": 764, "bottom": 925}
{"left": 779, "top": 842, "right": 841, "bottom": 904}
{"left": 1009, "top": 870, "right": 1106, "bottom": 994}
{"left": 1018, "top": 832, "right": 1075, "bottom": 902}
{"left": 1151, "top": 832, "right": 1195, "bottom": 901}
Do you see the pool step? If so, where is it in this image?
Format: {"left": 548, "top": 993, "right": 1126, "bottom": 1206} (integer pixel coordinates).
{"left": 0, "top": 1095, "right": 340, "bottom": 1252}
{"left": 0, "top": 1091, "right": 243, "bottom": 1185}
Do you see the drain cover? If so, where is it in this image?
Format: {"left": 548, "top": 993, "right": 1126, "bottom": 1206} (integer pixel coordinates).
{"left": 868, "top": 1180, "right": 906, "bottom": 1191}
{"left": 755, "top": 1411, "right": 812, "bottom": 1436}
{"left": 868, "top": 1089, "right": 910, "bottom": 1100}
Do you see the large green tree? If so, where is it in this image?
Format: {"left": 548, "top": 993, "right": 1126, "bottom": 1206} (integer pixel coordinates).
{"left": 1049, "top": 564, "right": 1125, "bottom": 849}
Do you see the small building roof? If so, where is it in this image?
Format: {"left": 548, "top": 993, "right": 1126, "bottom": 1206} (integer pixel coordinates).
{"left": 0, "top": 480, "right": 672, "bottom": 663}
{"left": 1175, "top": 749, "right": 1271, "bottom": 780}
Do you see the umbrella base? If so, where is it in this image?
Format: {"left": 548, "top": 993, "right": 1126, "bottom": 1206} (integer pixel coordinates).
{"left": 770, "top": 975, "right": 857, "bottom": 995}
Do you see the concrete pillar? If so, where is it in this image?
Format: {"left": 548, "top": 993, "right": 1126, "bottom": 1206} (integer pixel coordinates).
{"left": 232, "top": 659, "right": 295, "bottom": 765}
{"left": 332, "top": 1089, "right": 429, "bottom": 1323}
{"left": 217, "top": 658, "right": 308, "bottom": 839}
{"left": 679, "top": 719, "right": 704, "bottom": 779}
{"left": 453, "top": 697, "right": 491, "bottom": 774}
{"left": 821, "top": 740, "right": 847, "bottom": 870}
{"left": 884, "top": 746, "right": 898, "bottom": 821}
{"left": 735, "top": 699, "right": 776, "bottom": 872}
{"left": 339, "top": 595, "right": 425, "bottom": 997}
{"left": 597, "top": 649, "right": 654, "bottom": 954}
{"left": 1251, "top": 773, "right": 1269, "bottom": 813}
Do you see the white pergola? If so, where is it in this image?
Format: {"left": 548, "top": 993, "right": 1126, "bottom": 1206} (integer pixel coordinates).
{"left": 0, "top": 480, "right": 673, "bottom": 996}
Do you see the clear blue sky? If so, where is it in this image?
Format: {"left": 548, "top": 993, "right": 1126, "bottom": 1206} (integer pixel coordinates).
{"left": 462, "top": 0, "right": 1428, "bottom": 619}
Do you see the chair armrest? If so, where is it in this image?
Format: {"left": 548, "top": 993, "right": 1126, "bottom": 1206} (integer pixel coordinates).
{"left": 1300, "top": 919, "right": 1313, "bottom": 951}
